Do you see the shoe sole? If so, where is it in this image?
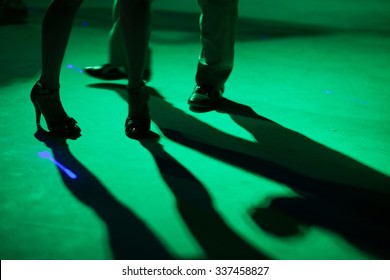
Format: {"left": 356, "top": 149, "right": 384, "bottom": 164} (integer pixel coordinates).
{"left": 188, "top": 96, "right": 222, "bottom": 109}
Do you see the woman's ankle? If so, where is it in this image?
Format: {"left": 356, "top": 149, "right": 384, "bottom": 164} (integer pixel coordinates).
{"left": 127, "top": 81, "right": 146, "bottom": 93}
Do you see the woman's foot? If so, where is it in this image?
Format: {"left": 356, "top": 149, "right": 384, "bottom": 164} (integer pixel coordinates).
{"left": 125, "top": 83, "right": 150, "bottom": 139}
{"left": 31, "top": 81, "right": 81, "bottom": 138}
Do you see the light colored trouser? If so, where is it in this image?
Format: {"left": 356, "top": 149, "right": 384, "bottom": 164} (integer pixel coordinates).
{"left": 109, "top": 0, "right": 238, "bottom": 91}
{"left": 196, "top": 0, "right": 239, "bottom": 91}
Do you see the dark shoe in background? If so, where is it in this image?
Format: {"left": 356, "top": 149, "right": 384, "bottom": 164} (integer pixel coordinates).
{"left": 84, "top": 64, "right": 128, "bottom": 80}
{"left": 84, "top": 64, "right": 152, "bottom": 82}
{"left": 188, "top": 85, "right": 223, "bottom": 110}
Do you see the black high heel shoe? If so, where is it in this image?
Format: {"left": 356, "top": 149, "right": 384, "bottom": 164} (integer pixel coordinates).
{"left": 30, "top": 81, "right": 81, "bottom": 138}
{"left": 125, "top": 84, "right": 151, "bottom": 139}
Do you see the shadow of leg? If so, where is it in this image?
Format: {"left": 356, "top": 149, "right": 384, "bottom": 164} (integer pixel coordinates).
{"left": 139, "top": 133, "right": 267, "bottom": 259}
{"left": 34, "top": 126, "right": 172, "bottom": 259}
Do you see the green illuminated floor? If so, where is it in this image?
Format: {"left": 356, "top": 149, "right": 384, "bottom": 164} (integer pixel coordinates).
{"left": 1, "top": 1, "right": 390, "bottom": 260}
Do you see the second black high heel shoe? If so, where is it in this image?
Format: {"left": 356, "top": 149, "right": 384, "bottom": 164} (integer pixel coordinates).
{"left": 125, "top": 84, "right": 151, "bottom": 139}
{"left": 30, "top": 81, "right": 81, "bottom": 138}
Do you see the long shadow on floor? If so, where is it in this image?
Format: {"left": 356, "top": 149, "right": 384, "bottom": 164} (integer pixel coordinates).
{"left": 89, "top": 82, "right": 390, "bottom": 259}
{"left": 139, "top": 133, "right": 267, "bottom": 259}
{"left": 214, "top": 99, "right": 390, "bottom": 259}
{"left": 34, "top": 126, "right": 172, "bottom": 259}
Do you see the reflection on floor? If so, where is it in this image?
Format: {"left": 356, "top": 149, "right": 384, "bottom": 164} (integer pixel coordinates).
{"left": 1, "top": 2, "right": 390, "bottom": 260}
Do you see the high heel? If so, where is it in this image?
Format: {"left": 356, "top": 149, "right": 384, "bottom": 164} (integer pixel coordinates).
{"left": 30, "top": 81, "right": 81, "bottom": 138}
{"left": 125, "top": 84, "right": 151, "bottom": 139}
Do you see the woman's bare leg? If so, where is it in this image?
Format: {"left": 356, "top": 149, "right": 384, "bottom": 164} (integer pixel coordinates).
{"left": 39, "top": 0, "right": 83, "bottom": 89}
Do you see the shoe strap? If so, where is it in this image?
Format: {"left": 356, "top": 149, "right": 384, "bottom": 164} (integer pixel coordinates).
{"left": 36, "top": 81, "right": 59, "bottom": 95}
{"left": 127, "top": 82, "right": 146, "bottom": 95}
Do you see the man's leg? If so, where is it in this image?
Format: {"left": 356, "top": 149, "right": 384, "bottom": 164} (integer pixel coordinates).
{"left": 84, "top": 0, "right": 151, "bottom": 81}
{"left": 84, "top": 0, "right": 127, "bottom": 80}
{"left": 188, "top": 0, "right": 239, "bottom": 109}
{"left": 109, "top": 0, "right": 127, "bottom": 68}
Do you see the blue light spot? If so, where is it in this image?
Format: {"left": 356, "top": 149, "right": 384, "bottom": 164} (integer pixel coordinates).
{"left": 351, "top": 98, "right": 368, "bottom": 105}
{"left": 38, "top": 151, "right": 51, "bottom": 158}
{"left": 82, "top": 21, "right": 89, "bottom": 27}
{"left": 67, "top": 64, "right": 84, "bottom": 73}
{"left": 38, "top": 151, "right": 78, "bottom": 179}
{"left": 324, "top": 90, "right": 333, "bottom": 94}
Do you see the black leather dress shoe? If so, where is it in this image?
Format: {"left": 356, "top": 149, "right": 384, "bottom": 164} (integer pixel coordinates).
{"left": 188, "top": 85, "right": 223, "bottom": 109}
{"left": 84, "top": 64, "right": 152, "bottom": 81}
{"left": 84, "top": 64, "right": 127, "bottom": 80}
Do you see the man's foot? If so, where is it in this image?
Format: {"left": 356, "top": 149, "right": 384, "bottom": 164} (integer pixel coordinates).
{"left": 0, "top": 1, "right": 28, "bottom": 24}
{"left": 84, "top": 64, "right": 151, "bottom": 81}
{"left": 84, "top": 64, "right": 127, "bottom": 80}
{"left": 188, "top": 85, "right": 223, "bottom": 109}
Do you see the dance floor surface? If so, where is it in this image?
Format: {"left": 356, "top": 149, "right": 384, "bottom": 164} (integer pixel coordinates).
{"left": 1, "top": 0, "right": 390, "bottom": 260}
